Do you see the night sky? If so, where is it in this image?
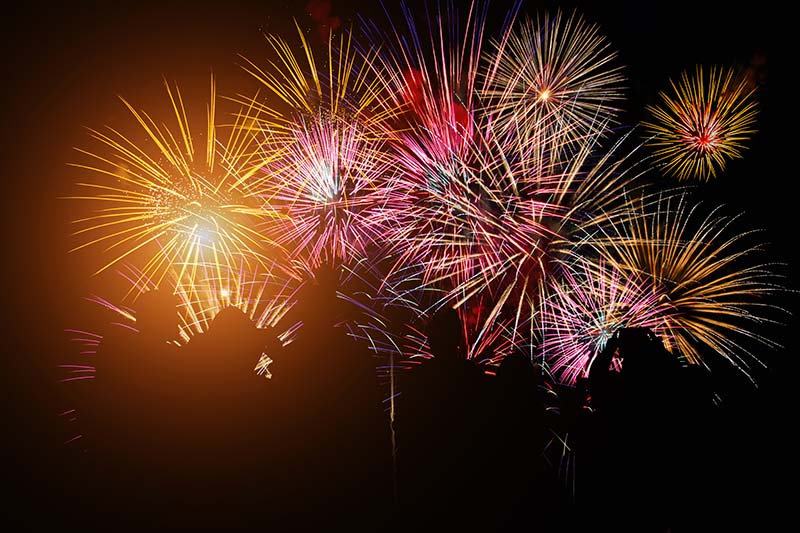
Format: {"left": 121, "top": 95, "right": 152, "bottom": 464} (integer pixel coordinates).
{"left": 2, "top": 1, "right": 795, "bottom": 529}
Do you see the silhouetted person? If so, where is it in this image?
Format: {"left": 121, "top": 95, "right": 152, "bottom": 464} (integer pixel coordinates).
{"left": 83, "top": 288, "right": 182, "bottom": 528}
{"left": 265, "top": 265, "right": 393, "bottom": 530}
{"left": 669, "top": 361, "right": 718, "bottom": 531}
{"left": 490, "top": 350, "right": 566, "bottom": 531}
{"left": 173, "top": 305, "right": 276, "bottom": 529}
{"left": 395, "top": 306, "right": 491, "bottom": 530}
{"left": 584, "top": 327, "right": 685, "bottom": 532}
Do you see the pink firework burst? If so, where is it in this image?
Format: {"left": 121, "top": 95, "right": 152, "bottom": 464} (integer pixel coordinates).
{"left": 539, "top": 258, "right": 675, "bottom": 385}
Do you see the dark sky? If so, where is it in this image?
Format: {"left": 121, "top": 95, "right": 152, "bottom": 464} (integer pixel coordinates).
{"left": 2, "top": 0, "right": 794, "bottom": 526}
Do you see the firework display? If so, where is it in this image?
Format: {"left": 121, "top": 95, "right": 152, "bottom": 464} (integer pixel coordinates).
{"left": 64, "top": 2, "right": 779, "bottom": 383}
{"left": 63, "top": 0, "right": 784, "bottom": 428}
{"left": 49, "top": 3, "right": 795, "bottom": 527}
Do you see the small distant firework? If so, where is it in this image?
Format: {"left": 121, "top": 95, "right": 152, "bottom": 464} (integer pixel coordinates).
{"left": 643, "top": 65, "right": 758, "bottom": 181}
{"left": 67, "top": 77, "right": 284, "bottom": 287}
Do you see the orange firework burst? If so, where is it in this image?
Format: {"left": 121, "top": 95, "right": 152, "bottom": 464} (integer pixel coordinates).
{"left": 590, "top": 191, "right": 785, "bottom": 381}
{"left": 643, "top": 65, "right": 758, "bottom": 181}
{"left": 66, "top": 76, "right": 285, "bottom": 288}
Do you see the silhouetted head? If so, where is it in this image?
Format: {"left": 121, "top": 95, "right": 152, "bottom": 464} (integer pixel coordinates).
{"left": 293, "top": 264, "right": 343, "bottom": 332}
{"left": 427, "top": 307, "right": 462, "bottom": 360}
{"left": 313, "top": 262, "right": 338, "bottom": 292}
{"left": 134, "top": 289, "right": 180, "bottom": 342}
{"left": 209, "top": 306, "right": 263, "bottom": 341}
{"left": 497, "top": 352, "right": 538, "bottom": 388}
{"left": 209, "top": 306, "right": 250, "bottom": 333}
{"left": 208, "top": 306, "right": 271, "bottom": 370}
{"left": 618, "top": 327, "right": 676, "bottom": 385}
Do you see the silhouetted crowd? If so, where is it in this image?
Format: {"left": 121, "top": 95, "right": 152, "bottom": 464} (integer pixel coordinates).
{"left": 59, "top": 267, "right": 762, "bottom": 532}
